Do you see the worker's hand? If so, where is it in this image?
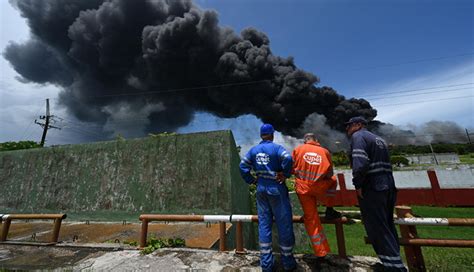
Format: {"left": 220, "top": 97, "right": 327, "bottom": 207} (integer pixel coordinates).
{"left": 356, "top": 188, "right": 363, "bottom": 199}
{"left": 276, "top": 172, "right": 286, "bottom": 184}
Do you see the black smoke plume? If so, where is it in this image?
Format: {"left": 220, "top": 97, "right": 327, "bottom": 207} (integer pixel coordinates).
{"left": 4, "top": 0, "right": 377, "bottom": 137}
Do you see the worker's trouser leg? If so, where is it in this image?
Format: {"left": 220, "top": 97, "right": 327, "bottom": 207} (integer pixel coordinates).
{"left": 296, "top": 185, "right": 331, "bottom": 257}
{"left": 256, "top": 185, "right": 296, "bottom": 271}
{"left": 324, "top": 177, "right": 338, "bottom": 207}
{"left": 359, "top": 188, "right": 407, "bottom": 271}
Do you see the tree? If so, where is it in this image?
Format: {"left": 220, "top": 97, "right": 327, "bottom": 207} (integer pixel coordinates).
{"left": 0, "top": 141, "right": 42, "bottom": 152}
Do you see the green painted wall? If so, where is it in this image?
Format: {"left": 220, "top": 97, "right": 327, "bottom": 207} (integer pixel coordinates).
{"left": 0, "top": 130, "right": 251, "bottom": 217}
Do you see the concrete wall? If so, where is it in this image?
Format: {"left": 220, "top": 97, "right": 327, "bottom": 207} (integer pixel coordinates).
{"left": 0, "top": 131, "right": 252, "bottom": 216}
{"left": 336, "top": 168, "right": 474, "bottom": 189}
{"left": 405, "top": 153, "right": 460, "bottom": 164}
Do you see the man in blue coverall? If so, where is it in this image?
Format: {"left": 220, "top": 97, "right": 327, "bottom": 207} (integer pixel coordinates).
{"left": 346, "top": 116, "right": 407, "bottom": 271}
{"left": 239, "top": 124, "right": 297, "bottom": 271}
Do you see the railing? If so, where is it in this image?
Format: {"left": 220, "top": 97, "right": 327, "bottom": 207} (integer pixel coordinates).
{"left": 335, "top": 170, "right": 474, "bottom": 207}
{"left": 0, "top": 214, "right": 67, "bottom": 244}
{"left": 365, "top": 206, "right": 474, "bottom": 271}
{"left": 139, "top": 214, "right": 349, "bottom": 257}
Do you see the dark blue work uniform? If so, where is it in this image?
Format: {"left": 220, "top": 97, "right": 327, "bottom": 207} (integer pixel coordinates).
{"left": 350, "top": 128, "right": 407, "bottom": 271}
{"left": 239, "top": 140, "right": 297, "bottom": 271}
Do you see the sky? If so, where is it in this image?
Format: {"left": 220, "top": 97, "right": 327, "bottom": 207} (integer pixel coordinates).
{"left": 0, "top": 0, "right": 473, "bottom": 148}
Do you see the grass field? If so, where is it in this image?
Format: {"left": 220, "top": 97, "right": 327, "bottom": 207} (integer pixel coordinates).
{"left": 459, "top": 153, "right": 474, "bottom": 164}
{"left": 296, "top": 206, "right": 474, "bottom": 271}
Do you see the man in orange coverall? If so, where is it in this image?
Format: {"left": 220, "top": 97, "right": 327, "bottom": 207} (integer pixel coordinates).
{"left": 292, "top": 133, "right": 341, "bottom": 258}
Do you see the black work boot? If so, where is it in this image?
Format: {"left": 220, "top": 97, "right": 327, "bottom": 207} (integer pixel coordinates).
{"left": 324, "top": 207, "right": 342, "bottom": 220}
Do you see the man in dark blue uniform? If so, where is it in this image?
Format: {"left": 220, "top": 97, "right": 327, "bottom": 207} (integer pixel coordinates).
{"left": 239, "top": 124, "right": 297, "bottom": 272}
{"left": 345, "top": 116, "right": 407, "bottom": 271}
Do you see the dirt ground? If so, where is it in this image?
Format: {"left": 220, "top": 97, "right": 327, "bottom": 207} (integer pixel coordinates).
{"left": 4, "top": 221, "right": 229, "bottom": 248}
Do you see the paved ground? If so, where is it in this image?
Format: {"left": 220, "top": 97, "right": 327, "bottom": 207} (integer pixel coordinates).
{"left": 0, "top": 244, "right": 382, "bottom": 271}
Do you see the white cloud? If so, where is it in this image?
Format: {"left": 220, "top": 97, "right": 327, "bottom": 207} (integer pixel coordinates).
{"left": 365, "top": 61, "right": 474, "bottom": 127}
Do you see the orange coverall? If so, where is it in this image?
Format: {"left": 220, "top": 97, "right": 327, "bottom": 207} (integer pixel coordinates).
{"left": 292, "top": 140, "right": 337, "bottom": 257}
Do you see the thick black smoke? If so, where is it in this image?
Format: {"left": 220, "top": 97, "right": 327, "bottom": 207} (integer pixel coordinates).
{"left": 373, "top": 121, "right": 470, "bottom": 145}
{"left": 4, "top": 0, "right": 377, "bottom": 137}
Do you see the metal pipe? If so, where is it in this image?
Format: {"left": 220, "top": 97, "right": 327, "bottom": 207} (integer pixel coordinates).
{"left": 400, "top": 238, "right": 474, "bottom": 248}
{"left": 235, "top": 221, "right": 244, "bottom": 254}
{"left": 140, "top": 214, "right": 205, "bottom": 222}
{"left": 246, "top": 215, "right": 347, "bottom": 224}
{"left": 140, "top": 214, "right": 347, "bottom": 224}
{"left": 335, "top": 222, "right": 347, "bottom": 258}
{"left": 1, "top": 214, "right": 66, "bottom": 220}
{"left": 1, "top": 214, "right": 66, "bottom": 243}
{"left": 51, "top": 218, "right": 63, "bottom": 243}
{"left": 204, "top": 215, "right": 231, "bottom": 222}
{"left": 138, "top": 213, "right": 348, "bottom": 255}
{"left": 140, "top": 219, "right": 149, "bottom": 248}
{"left": 0, "top": 219, "right": 11, "bottom": 241}
{"left": 219, "top": 222, "right": 226, "bottom": 252}
{"left": 395, "top": 217, "right": 474, "bottom": 226}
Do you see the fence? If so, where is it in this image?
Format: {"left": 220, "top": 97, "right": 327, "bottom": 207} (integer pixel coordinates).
{"left": 139, "top": 214, "right": 349, "bottom": 257}
{"left": 364, "top": 206, "right": 474, "bottom": 271}
{"left": 0, "top": 214, "right": 67, "bottom": 244}
{"left": 334, "top": 170, "right": 474, "bottom": 207}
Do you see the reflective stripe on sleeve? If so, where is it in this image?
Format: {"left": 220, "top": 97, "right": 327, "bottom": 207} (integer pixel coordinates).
{"left": 352, "top": 154, "right": 369, "bottom": 159}
{"left": 367, "top": 168, "right": 392, "bottom": 174}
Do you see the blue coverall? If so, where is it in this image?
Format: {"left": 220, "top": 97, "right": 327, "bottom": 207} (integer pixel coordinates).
{"left": 239, "top": 140, "right": 297, "bottom": 271}
{"left": 350, "top": 128, "right": 407, "bottom": 271}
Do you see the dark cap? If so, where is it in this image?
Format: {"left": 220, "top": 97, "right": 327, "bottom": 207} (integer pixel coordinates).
{"left": 344, "top": 116, "right": 368, "bottom": 125}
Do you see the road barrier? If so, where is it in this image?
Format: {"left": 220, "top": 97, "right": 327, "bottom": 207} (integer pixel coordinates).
{"left": 139, "top": 214, "right": 349, "bottom": 257}
{"left": 0, "top": 214, "right": 67, "bottom": 244}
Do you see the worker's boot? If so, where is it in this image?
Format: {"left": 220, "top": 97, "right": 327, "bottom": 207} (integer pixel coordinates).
{"left": 324, "top": 207, "right": 342, "bottom": 220}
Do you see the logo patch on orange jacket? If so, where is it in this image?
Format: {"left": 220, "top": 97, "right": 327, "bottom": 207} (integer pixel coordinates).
{"left": 303, "top": 152, "right": 322, "bottom": 165}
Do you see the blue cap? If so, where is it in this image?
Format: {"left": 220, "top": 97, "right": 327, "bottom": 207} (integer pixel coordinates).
{"left": 345, "top": 116, "right": 368, "bottom": 125}
{"left": 260, "top": 124, "right": 275, "bottom": 135}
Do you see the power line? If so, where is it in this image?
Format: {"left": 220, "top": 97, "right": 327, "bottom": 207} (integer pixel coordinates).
{"left": 373, "top": 95, "right": 473, "bottom": 107}
{"left": 360, "top": 83, "right": 474, "bottom": 98}
{"left": 85, "top": 79, "right": 273, "bottom": 99}
{"left": 49, "top": 80, "right": 474, "bottom": 102}
{"left": 19, "top": 104, "right": 44, "bottom": 140}
{"left": 58, "top": 118, "right": 108, "bottom": 139}
{"left": 337, "top": 52, "right": 474, "bottom": 72}
{"left": 34, "top": 99, "right": 61, "bottom": 146}
{"left": 60, "top": 126, "right": 106, "bottom": 141}
{"left": 367, "top": 87, "right": 473, "bottom": 101}
{"left": 44, "top": 94, "right": 473, "bottom": 125}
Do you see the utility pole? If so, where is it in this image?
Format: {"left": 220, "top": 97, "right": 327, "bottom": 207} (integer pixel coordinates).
{"left": 466, "top": 128, "right": 472, "bottom": 144}
{"left": 35, "top": 98, "right": 60, "bottom": 146}
{"left": 428, "top": 143, "right": 439, "bottom": 165}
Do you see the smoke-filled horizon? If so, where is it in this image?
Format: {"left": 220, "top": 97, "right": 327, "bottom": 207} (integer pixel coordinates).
{"left": 3, "top": 0, "right": 470, "bottom": 148}
{"left": 3, "top": 0, "right": 378, "bottom": 139}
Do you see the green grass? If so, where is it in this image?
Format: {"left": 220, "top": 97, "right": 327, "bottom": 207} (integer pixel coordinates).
{"left": 294, "top": 206, "right": 474, "bottom": 271}
{"left": 459, "top": 153, "right": 474, "bottom": 164}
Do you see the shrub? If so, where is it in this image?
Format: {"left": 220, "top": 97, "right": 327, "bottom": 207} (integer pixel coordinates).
{"left": 391, "top": 155, "right": 409, "bottom": 166}
{"left": 332, "top": 151, "right": 350, "bottom": 166}
{"left": 141, "top": 237, "right": 185, "bottom": 255}
{"left": 0, "top": 141, "right": 41, "bottom": 152}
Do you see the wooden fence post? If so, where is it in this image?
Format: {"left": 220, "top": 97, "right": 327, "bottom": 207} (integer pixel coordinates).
{"left": 427, "top": 170, "right": 444, "bottom": 207}
{"left": 337, "top": 173, "right": 349, "bottom": 206}
{"left": 396, "top": 206, "right": 426, "bottom": 271}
